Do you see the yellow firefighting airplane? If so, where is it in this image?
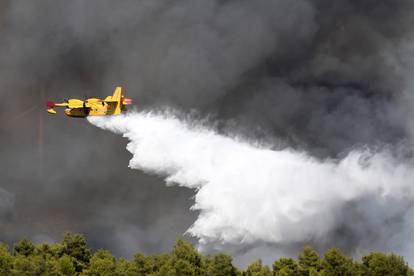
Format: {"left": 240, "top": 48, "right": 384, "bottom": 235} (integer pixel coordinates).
{"left": 46, "top": 86, "right": 132, "bottom": 117}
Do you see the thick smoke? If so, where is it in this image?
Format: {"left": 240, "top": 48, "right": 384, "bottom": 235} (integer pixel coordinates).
{"left": 0, "top": 188, "right": 14, "bottom": 225}
{"left": 2, "top": 0, "right": 414, "bottom": 265}
{"left": 89, "top": 112, "right": 414, "bottom": 262}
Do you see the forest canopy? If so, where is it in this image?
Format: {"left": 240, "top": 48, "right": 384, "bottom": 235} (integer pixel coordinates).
{"left": 0, "top": 233, "right": 412, "bottom": 275}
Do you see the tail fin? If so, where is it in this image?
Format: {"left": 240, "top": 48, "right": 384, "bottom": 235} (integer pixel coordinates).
{"left": 105, "top": 86, "right": 123, "bottom": 102}
{"left": 104, "top": 86, "right": 123, "bottom": 114}
{"left": 112, "top": 86, "right": 122, "bottom": 103}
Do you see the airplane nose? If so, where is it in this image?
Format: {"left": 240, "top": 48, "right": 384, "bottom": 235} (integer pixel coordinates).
{"left": 46, "top": 101, "right": 55, "bottom": 108}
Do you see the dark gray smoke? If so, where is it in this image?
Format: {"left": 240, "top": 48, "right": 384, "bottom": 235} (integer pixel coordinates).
{"left": 1, "top": 0, "right": 414, "bottom": 264}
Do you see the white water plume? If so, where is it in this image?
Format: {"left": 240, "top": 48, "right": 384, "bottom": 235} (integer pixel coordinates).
{"left": 88, "top": 111, "right": 414, "bottom": 258}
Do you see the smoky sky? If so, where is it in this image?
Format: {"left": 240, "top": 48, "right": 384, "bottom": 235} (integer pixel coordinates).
{"left": 1, "top": 0, "right": 414, "bottom": 261}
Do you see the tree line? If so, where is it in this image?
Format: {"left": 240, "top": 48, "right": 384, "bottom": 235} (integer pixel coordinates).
{"left": 0, "top": 233, "right": 412, "bottom": 275}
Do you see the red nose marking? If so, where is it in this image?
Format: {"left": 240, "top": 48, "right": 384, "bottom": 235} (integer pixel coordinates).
{"left": 47, "top": 101, "right": 55, "bottom": 108}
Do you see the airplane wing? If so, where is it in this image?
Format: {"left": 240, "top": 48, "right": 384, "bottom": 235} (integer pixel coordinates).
{"left": 46, "top": 99, "right": 87, "bottom": 114}
{"left": 48, "top": 101, "right": 85, "bottom": 108}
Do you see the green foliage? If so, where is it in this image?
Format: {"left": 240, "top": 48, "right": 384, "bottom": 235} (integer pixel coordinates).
{"left": 12, "top": 254, "right": 41, "bottom": 275}
{"left": 273, "top": 258, "right": 299, "bottom": 276}
{"left": 133, "top": 252, "right": 152, "bottom": 275}
{"left": 132, "top": 252, "right": 172, "bottom": 275}
{"left": 362, "top": 252, "right": 411, "bottom": 276}
{"left": 13, "top": 238, "right": 35, "bottom": 256}
{"left": 0, "top": 243, "right": 12, "bottom": 275}
{"left": 321, "top": 248, "right": 355, "bottom": 275}
{"left": 298, "top": 246, "right": 322, "bottom": 275}
{"left": 246, "top": 259, "right": 273, "bottom": 276}
{"left": 1, "top": 233, "right": 413, "bottom": 276}
{"left": 116, "top": 258, "right": 139, "bottom": 276}
{"left": 84, "top": 249, "right": 117, "bottom": 275}
{"left": 172, "top": 239, "right": 202, "bottom": 267}
{"left": 168, "top": 239, "right": 204, "bottom": 276}
{"left": 59, "top": 232, "right": 92, "bottom": 272}
{"left": 207, "top": 253, "right": 237, "bottom": 276}
{"left": 35, "top": 242, "right": 55, "bottom": 258}
{"left": 54, "top": 254, "right": 77, "bottom": 275}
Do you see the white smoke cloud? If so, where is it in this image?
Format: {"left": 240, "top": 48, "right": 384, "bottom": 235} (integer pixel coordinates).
{"left": 88, "top": 111, "right": 414, "bottom": 261}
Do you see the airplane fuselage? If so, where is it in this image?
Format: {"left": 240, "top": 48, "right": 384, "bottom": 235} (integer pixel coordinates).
{"left": 63, "top": 98, "right": 123, "bottom": 117}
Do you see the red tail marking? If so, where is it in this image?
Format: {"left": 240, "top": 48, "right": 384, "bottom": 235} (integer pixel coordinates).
{"left": 123, "top": 98, "right": 133, "bottom": 105}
